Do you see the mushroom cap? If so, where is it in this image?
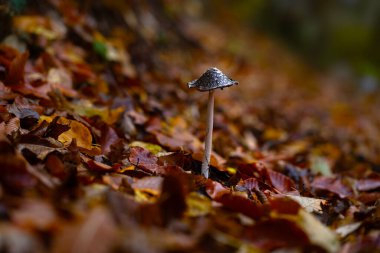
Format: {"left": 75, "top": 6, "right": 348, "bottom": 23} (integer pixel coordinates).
{"left": 188, "top": 67, "right": 238, "bottom": 91}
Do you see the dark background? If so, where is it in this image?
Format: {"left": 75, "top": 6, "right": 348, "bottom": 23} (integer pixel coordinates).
{"left": 207, "top": 0, "right": 380, "bottom": 89}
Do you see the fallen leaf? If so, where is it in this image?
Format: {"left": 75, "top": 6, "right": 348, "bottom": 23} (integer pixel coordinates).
{"left": 128, "top": 146, "right": 159, "bottom": 173}
{"left": 0, "top": 128, "right": 36, "bottom": 192}
{"left": 86, "top": 159, "right": 113, "bottom": 172}
{"left": 295, "top": 209, "right": 340, "bottom": 253}
{"left": 237, "top": 178, "right": 260, "bottom": 192}
{"left": 12, "top": 199, "right": 57, "bottom": 231}
{"left": 269, "top": 197, "right": 301, "bottom": 215}
{"left": 18, "top": 143, "right": 66, "bottom": 160}
{"left": 0, "top": 224, "right": 44, "bottom": 252}
{"left": 70, "top": 100, "right": 124, "bottom": 125}
{"left": 129, "top": 141, "right": 164, "bottom": 155}
{"left": 310, "top": 155, "right": 333, "bottom": 176}
{"left": 335, "top": 222, "right": 362, "bottom": 238}
{"left": 205, "top": 180, "right": 230, "bottom": 199}
{"left": 357, "top": 192, "right": 380, "bottom": 205}
{"left": 13, "top": 16, "right": 59, "bottom": 39}
{"left": 131, "top": 176, "right": 163, "bottom": 196}
{"left": 40, "top": 115, "right": 95, "bottom": 150}
{"left": 192, "top": 151, "right": 227, "bottom": 171}
{"left": 265, "top": 169, "right": 296, "bottom": 193}
{"left": 311, "top": 176, "right": 353, "bottom": 198}
{"left": 47, "top": 68, "right": 77, "bottom": 97}
{"left": 51, "top": 207, "right": 118, "bottom": 253}
{"left": 4, "top": 51, "right": 28, "bottom": 85}
{"left": 209, "top": 187, "right": 267, "bottom": 220}
{"left": 99, "top": 124, "right": 119, "bottom": 155}
{"left": 185, "top": 192, "right": 213, "bottom": 217}
{"left": 283, "top": 195, "right": 326, "bottom": 213}
{"left": 246, "top": 218, "right": 309, "bottom": 250}
{"left": 356, "top": 178, "right": 380, "bottom": 191}
{"left": 158, "top": 174, "right": 188, "bottom": 224}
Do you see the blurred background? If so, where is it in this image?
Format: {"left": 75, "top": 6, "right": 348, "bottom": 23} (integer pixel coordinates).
{"left": 206, "top": 0, "right": 380, "bottom": 90}
{"left": 2, "top": 0, "right": 379, "bottom": 76}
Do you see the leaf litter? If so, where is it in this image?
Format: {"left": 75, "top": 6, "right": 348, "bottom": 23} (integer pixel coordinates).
{"left": 0, "top": 1, "right": 379, "bottom": 252}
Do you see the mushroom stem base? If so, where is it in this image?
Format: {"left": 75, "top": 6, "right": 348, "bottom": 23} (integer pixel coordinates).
{"left": 201, "top": 90, "right": 215, "bottom": 178}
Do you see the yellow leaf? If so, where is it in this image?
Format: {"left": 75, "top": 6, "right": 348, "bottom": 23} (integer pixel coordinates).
{"left": 263, "top": 127, "right": 287, "bottom": 141}
{"left": 56, "top": 118, "right": 93, "bottom": 150}
{"left": 185, "top": 192, "right": 212, "bottom": 217}
{"left": 129, "top": 141, "right": 164, "bottom": 155}
{"left": 70, "top": 100, "right": 124, "bottom": 124}
{"left": 134, "top": 189, "right": 158, "bottom": 203}
{"left": 39, "top": 116, "right": 94, "bottom": 150}
{"left": 13, "top": 16, "right": 59, "bottom": 40}
{"left": 227, "top": 167, "right": 237, "bottom": 175}
{"left": 117, "top": 165, "right": 135, "bottom": 173}
{"left": 131, "top": 177, "right": 163, "bottom": 197}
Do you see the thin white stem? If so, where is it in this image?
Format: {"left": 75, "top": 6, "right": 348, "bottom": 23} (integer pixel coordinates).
{"left": 201, "top": 90, "right": 215, "bottom": 178}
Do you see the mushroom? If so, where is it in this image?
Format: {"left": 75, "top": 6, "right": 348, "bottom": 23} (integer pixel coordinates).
{"left": 188, "top": 67, "right": 238, "bottom": 178}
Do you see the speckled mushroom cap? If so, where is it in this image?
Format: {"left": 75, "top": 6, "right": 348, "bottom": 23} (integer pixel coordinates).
{"left": 188, "top": 67, "right": 238, "bottom": 91}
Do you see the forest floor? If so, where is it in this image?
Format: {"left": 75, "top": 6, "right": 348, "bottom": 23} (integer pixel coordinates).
{"left": 0, "top": 1, "right": 379, "bottom": 252}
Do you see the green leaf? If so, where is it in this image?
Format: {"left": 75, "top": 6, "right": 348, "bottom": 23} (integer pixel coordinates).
{"left": 93, "top": 40, "right": 107, "bottom": 60}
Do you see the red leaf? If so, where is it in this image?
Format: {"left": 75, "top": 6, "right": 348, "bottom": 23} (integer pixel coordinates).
{"left": 0, "top": 45, "right": 19, "bottom": 68}
{"left": 131, "top": 176, "right": 163, "bottom": 194}
{"left": 156, "top": 165, "right": 185, "bottom": 176}
{"left": 237, "top": 177, "right": 260, "bottom": 191}
{"left": 269, "top": 197, "right": 301, "bottom": 215}
{"left": 245, "top": 219, "right": 310, "bottom": 250}
{"left": 357, "top": 192, "right": 380, "bottom": 205}
{"left": 11, "top": 81, "right": 51, "bottom": 100}
{"left": 0, "top": 82, "right": 17, "bottom": 100}
{"left": 217, "top": 193, "right": 267, "bottom": 220}
{"left": 237, "top": 163, "right": 264, "bottom": 179}
{"left": 87, "top": 160, "right": 113, "bottom": 172}
{"left": 205, "top": 180, "right": 267, "bottom": 220}
{"left": 128, "top": 146, "right": 158, "bottom": 173}
{"left": 205, "top": 180, "right": 230, "bottom": 199}
{"left": 45, "top": 154, "right": 67, "bottom": 180}
{"left": 311, "top": 176, "right": 352, "bottom": 198}
{"left": 4, "top": 51, "right": 29, "bottom": 85}
{"left": 0, "top": 132, "right": 36, "bottom": 192}
{"left": 70, "top": 62, "right": 97, "bottom": 84}
{"left": 265, "top": 169, "right": 296, "bottom": 193}
{"left": 99, "top": 125, "right": 119, "bottom": 155}
{"left": 159, "top": 174, "right": 188, "bottom": 224}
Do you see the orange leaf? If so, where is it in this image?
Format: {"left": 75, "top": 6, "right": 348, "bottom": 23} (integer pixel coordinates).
{"left": 40, "top": 116, "right": 95, "bottom": 150}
